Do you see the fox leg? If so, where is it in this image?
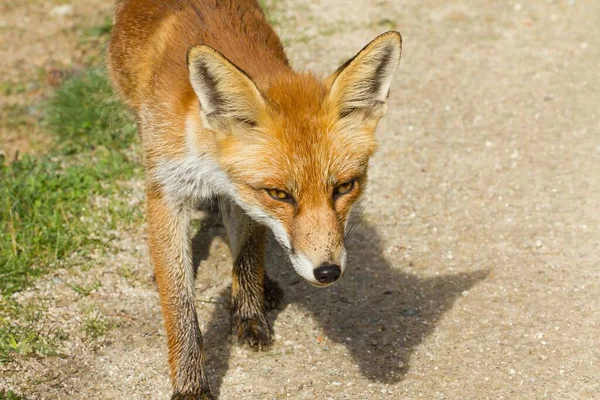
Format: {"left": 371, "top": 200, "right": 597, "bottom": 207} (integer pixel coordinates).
{"left": 147, "top": 187, "right": 213, "bottom": 400}
{"left": 264, "top": 272, "right": 285, "bottom": 312}
{"left": 221, "top": 202, "right": 284, "bottom": 350}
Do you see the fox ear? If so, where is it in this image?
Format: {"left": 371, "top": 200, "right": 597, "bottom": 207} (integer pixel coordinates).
{"left": 327, "top": 31, "right": 402, "bottom": 119}
{"left": 187, "top": 45, "right": 264, "bottom": 128}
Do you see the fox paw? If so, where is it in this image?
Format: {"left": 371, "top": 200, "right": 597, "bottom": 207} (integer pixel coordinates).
{"left": 232, "top": 314, "right": 274, "bottom": 351}
{"left": 264, "top": 277, "right": 285, "bottom": 311}
{"left": 171, "top": 391, "right": 214, "bottom": 400}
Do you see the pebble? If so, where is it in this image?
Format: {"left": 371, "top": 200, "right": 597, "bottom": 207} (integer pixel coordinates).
{"left": 50, "top": 4, "right": 74, "bottom": 17}
{"left": 401, "top": 307, "right": 420, "bottom": 317}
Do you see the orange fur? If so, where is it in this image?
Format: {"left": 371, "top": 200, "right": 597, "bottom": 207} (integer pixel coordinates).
{"left": 109, "top": 1, "right": 401, "bottom": 397}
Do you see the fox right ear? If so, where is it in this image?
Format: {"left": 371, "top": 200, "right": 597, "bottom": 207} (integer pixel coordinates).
{"left": 187, "top": 45, "right": 265, "bottom": 128}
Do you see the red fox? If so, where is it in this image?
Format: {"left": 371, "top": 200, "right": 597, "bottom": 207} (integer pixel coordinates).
{"left": 109, "top": 0, "right": 401, "bottom": 398}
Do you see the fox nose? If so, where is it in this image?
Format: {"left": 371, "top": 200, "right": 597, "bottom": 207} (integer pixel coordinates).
{"left": 313, "top": 263, "right": 342, "bottom": 284}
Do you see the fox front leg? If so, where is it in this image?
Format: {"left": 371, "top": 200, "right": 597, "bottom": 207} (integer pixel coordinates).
{"left": 146, "top": 188, "right": 214, "bottom": 399}
{"left": 222, "top": 202, "right": 284, "bottom": 350}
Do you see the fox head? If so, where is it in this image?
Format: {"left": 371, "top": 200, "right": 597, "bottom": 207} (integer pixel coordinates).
{"left": 187, "top": 32, "right": 402, "bottom": 286}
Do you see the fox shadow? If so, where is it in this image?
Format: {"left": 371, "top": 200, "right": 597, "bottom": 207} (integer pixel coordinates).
{"left": 192, "top": 208, "right": 487, "bottom": 396}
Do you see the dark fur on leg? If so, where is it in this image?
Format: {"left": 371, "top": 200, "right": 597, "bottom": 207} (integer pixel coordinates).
{"left": 229, "top": 225, "right": 275, "bottom": 350}
{"left": 230, "top": 268, "right": 274, "bottom": 351}
{"left": 264, "top": 275, "right": 285, "bottom": 311}
{"left": 171, "top": 391, "right": 215, "bottom": 400}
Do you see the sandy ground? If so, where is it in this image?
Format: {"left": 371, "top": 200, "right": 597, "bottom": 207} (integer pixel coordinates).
{"left": 0, "top": 0, "right": 111, "bottom": 159}
{"left": 2, "top": 0, "right": 600, "bottom": 399}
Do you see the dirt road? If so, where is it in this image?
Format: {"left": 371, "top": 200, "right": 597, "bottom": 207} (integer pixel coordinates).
{"left": 2, "top": 0, "right": 599, "bottom": 398}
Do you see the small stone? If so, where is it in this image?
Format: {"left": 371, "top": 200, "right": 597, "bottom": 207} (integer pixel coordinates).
{"left": 50, "top": 4, "right": 74, "bottom": 17}
{"left": 401, "top": 308, "right": 420, "bottom": 317}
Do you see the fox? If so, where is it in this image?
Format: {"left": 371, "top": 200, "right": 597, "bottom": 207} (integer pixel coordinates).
{"left": 108, "top": 0, "right": 402, "bottom": 398}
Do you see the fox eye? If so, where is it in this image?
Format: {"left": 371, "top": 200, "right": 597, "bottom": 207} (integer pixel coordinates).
{"left": 334, "top": 180, "right": 356, "bottom": 197}
{"left": 266, "top": 188, "right": 292, "bottom": 202}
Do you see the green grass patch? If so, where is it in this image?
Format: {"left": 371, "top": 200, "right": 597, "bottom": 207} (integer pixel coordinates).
{"left": 0, "top": 70, "right": 140, "bottom": 282}
{"left": 0, "top": 80, "right": 27, "bottom": 97}
{"left": 0, "top": 147, "right": 138, "bottom": 296}
{"left": 0, "top": 390, "right": 27, "bottom": 400}
{"left": 45, "top": 68, "right": 136, "bottom": 154}
{"left": 0, "top": 68, "right": 139, "bottom": 296}
{"left": 82, "top": 311, "right": 114, "bottom": 339}
{"left": 0, "top": 317, "right": 58, "bottom": 364}
{"left": 0, "top": 300, "right": 62, "bottom": 364}
{"left": 82, "top": 16, "right": 113, "bottom": 42}
{"left": 0, "top": 68, "right": 141, "bottom": 363}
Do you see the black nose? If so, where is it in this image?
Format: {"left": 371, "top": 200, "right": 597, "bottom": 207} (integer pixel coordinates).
{"left": 313, "top": 263, "right": 342, "bottom": 284}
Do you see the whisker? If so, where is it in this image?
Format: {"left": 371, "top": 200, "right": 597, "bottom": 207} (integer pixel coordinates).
{"left": 345, "top": 196, "right": 370, "bottom": 241}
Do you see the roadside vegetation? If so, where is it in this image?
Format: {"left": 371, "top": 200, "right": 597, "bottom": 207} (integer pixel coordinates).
{"left": 0, "top": 22, "right": 140, "bottom": 365}
{"left": 0, "top": 390, "right": 27, "bottom": 400}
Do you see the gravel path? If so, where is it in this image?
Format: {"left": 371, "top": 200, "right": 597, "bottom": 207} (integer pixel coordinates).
{"left": 2, "top": 0, "right": 599, "bottom": 398}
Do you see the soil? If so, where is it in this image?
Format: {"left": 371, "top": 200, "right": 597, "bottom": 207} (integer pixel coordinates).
{"left": 1, "top": 0, "right": 599, "bottom": 399}
{"left": 0, "top": 0, "right": 111, "bottom": 160}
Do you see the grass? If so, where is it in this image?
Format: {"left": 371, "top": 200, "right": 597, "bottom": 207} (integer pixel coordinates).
{"left": 1, "top": 104, "right": 31, "bottom": 130}
{"left": 0, "top": 299, "right": 62, "bottom": 364}
{"left": 45, "top": 68, "right": 137, "bottom": 154}
{"left": 81, "top": 16, "right": 113, "bottom": 43}
{"left": 0, "top": 149, "right": 138, "bottom": 296}
{"left": 0, "top": 67, "right": 141, "bottom": 363}
{"left": 0, "top": 317, "right": 57, "bottom": 363}
{"left": 0, "top": 390, "right": 27, "bottom": 400}
{"left": 82, "top": 311, "right": 113, "bottom": 339}
{"left": 0, "top": 80, "right": 26, "bottom": 97}
{"left": 69, "top": 281, "right": 101, "bottom": 296}
{"left": 0, "top": 68, "right": 139, "bottom": 297}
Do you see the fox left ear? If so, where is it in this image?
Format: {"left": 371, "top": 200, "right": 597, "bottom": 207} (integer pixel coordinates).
{"left": 187, "top": 45, "right": 265, "bottom": 129}
{"left": 327, "top": 31, "right": 402, "bottom": 119}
